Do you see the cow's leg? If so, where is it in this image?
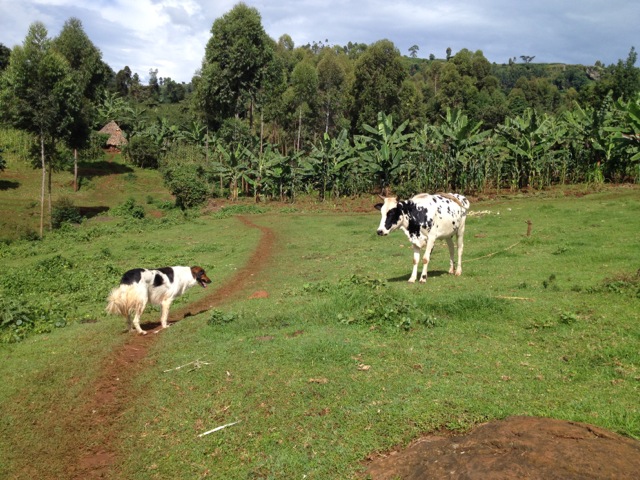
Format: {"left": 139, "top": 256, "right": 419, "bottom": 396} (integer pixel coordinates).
{"left": 446, "top": 237, "right": 456, "bottom": 274}
{"left": 419, "top": 236, "right": 437, "bottom": 283}
{"left": 160, "top": 299, "right": 173, "bottom": 329}
{"left": 408, "top": 246, "right": 421, "bottom": 283}
{"left": 455, "top": 228, "right": 465, "bottom": 276}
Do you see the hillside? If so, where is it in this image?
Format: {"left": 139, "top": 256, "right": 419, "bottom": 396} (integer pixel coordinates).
{"left": 0, "top": 150, "right": 174, "bottom": 240}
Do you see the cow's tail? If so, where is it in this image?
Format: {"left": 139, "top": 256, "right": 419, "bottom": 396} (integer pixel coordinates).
{"left": 106, "top": 284, "right": 143, "bottom": 317}
{"left": 437, "top": 192, "right": 470, "bottom": 210}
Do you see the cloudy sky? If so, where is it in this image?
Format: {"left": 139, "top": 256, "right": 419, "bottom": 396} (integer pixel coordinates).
{"left": 1, "top": 0, "right": 637, "bottom": 84}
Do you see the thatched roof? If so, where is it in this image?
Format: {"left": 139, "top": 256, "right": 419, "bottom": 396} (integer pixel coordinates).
{"left": 98, "top": 121, "right": 128, "bottom": 147}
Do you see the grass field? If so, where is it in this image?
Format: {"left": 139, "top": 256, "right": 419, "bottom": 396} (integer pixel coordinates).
{"left": 1, "top": 151, "right": 639, "bottom": 478}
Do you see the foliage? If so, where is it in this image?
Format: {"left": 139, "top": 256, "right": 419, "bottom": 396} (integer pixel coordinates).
{"left": 124, "top": 134, "right": 160, "bottom": 168}
{"left": 110, "top": 197, "right": 145, "bottom": 219}
{"left": 208, "top": 309, "right": 239, "bottom": 326}
{"left": 356, "top": 112, "right": 413, "bottom": 193}
{"left": 51, "top": 196, "right": 83, "bottom": 229}
{"left": 195, "top": 3, "right": 275, "bottom": 126}
{"left": 0, "top": 297, "right": 67, "bottom": 343}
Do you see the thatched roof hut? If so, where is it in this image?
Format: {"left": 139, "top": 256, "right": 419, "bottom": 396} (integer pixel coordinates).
{"left": 98, "top": 121, "right": 128, "bottom": 148}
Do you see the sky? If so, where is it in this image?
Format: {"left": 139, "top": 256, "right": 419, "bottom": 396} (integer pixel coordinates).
{"left": 1, "top": 0, "right": 638, "bottom": 84}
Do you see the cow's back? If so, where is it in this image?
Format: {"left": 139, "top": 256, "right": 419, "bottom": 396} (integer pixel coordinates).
{"left": 411, "top": 193, "right": 469, "bottom": 239}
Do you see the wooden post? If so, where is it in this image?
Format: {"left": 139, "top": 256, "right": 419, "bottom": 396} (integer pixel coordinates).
{"left": 526, "top": 220, "right": 533, "bottom": 237}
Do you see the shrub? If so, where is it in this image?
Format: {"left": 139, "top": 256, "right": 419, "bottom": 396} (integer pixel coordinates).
{"left": 51, "top": 196, "right": 83, "bottom": 229}
{"left": 124, "top": 135, "right": 160, "bottom": 168}
{"left": 165, "top": 164, "right": 210, "bottom": 209}
{"left": 110, "top": 198, "right": 145, "bottom": 219}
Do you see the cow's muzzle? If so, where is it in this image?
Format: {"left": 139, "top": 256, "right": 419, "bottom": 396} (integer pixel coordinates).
{"left": 377, "top": 230, "right": 387, "bottom": 236}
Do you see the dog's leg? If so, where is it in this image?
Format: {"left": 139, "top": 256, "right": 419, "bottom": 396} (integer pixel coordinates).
{"left": 126, "top": 313, "right": 135, "bottom": 333}
{"left": 160, "top": 299, "right": 173, "bottom": 329}
{"left": 132, "top": 307, "right": 147, "bottom": 335}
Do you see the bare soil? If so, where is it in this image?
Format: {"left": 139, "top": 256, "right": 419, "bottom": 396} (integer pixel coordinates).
{"left": 364, "top": 416, "right": 640, "bottom": 480}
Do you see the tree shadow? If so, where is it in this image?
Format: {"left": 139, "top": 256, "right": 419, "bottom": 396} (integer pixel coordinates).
{"left": 78, "top": 160, "right": 134, "bottom": 180}
{"left": 0, "top": 179, "right": 20, "bottom": 191}
{"left": 78, "top": 205, "right": 110, "bottom": 219}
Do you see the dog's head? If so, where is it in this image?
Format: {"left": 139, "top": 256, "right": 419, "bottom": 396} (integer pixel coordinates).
{"left": 191, "top": 266, "right": 212, "bottom": 288}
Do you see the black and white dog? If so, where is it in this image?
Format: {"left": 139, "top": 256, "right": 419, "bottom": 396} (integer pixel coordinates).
{"left": 106, "top": 266, "right": 212, "bottom": 334}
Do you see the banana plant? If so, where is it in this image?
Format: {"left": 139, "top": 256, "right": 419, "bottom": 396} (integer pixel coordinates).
{"left": 355, "top": 112, "right": 413, "bottom": 194}
{"left": 304, "top": 129, "right": 356, "bottom": 201}
{"left": 214, "top": 143, "right": 256, "bottom": 200}
{"left": 426, "top": 108, "right": 489, "bottom": 191}
{"left": 495, "top": 108, "right": 560, "bottom": 189}
{"left": 607, "top": 94, "right": 640, "bottom": 163}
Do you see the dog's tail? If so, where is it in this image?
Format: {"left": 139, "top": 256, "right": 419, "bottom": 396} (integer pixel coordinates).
{"left": 106, "top": 284, "right": 144, "bottom": 317}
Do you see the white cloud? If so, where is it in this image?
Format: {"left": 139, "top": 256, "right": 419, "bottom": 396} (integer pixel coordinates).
{"left": 1, "top": 0, "right": 638, "bottom": 83}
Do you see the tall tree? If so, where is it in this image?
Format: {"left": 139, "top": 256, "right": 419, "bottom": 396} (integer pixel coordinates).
{"left": 317, "top": 48, "right": 348, "bottom": 135}
{"left": 195, "top": 2, "right": 274, "bottom": 127}
{"left": 53, "top": 17, "right": 110, "bottom": 191}
{"left": 350, "top": 39, "right": 406, "bottom": 132}
{"left": 0, "top": 43, "right": 10, "bottom": 72}
{"left": 0, "top": 22, "right": 80, "bottom": 235}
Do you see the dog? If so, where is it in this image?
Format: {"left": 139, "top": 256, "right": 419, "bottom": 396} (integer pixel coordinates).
{"left": 106, "top": 266, "right": 212, "bottom": 334}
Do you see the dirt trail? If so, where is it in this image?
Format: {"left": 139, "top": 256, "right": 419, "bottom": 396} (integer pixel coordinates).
{"left": 67, "top": 216, "right": 275, "bottom": 479}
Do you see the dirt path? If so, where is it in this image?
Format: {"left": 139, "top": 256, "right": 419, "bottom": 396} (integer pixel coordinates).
{"left": 67, "top": 216, "right": 275, "bottom": 479}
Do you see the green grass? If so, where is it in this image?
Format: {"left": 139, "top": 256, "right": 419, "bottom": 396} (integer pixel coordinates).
{"left": 0, "top": 140, "right": 174, "bottom": 240}
{"left": 1, "top": 187, "right": 639, "bottom": 478}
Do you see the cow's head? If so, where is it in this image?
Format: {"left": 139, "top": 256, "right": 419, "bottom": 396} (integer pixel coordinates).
{"left": 375, "top": 196, "right": 404, "bottom": 235}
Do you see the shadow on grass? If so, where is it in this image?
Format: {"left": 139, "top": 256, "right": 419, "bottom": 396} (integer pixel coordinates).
{"left": 388, "top": 270, "right": 448, "bottom": 282}
{"left": 0, "top": 179, "right": 20, "bottom": 190}
{"left": 78, "top": 205, "right": 110, "bottom": 219}
{"left": 78, "top": 160, "right": 134, "bottom": 179}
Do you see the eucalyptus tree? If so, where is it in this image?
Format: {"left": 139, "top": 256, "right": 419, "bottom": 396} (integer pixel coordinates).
{"left": 195, "top": 3, "right": 274, "bottom": 128}
{"left": 289, "top": 60, "right": 318, "bottom": 151}
{"left": 350, "top": 40, "right": 406, "bottom": 133}
{"left": 0, "top": 43, "right": 11, "bottom": 72}
{"left": 316, "top": 48, "right": 348, "bottom": 135}
{"left": 53, "top": 17, "right": 110, "bottom": 191}
{"left": 0, "top": 22, "right": 80, "bottom": 236}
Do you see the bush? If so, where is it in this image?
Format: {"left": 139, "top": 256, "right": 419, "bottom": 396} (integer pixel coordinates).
{"left": 124, "top": 135, "right": 160, "bottom": 168}
{"left": 165, "top": 165, "right": 210, "bottom": 209}
{"left": 110, "top": 198, "right": 145, "bottom": 219}
{"left": 51, "top": 196, "right": 83, "bottom": 229}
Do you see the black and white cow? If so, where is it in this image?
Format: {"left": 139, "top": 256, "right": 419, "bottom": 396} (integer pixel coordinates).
{"left": 375, "top": 193, "right": 470, "bottom": 283}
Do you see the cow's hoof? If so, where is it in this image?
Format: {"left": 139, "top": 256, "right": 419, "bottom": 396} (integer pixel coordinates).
{"left": 419, "top": 278, "right": 427, "bottom": 283}
{"left": 138, "top": 330, "right": 147, "bottom": 335}
{"left": 408, "top": 279, "right": 416, "bottom": 284}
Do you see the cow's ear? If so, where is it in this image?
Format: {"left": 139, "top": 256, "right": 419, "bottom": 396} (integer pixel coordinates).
{"left": 374, "top": 203, "right": 383, "bottom": 211}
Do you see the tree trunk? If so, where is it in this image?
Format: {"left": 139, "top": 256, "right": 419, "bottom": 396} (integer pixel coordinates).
{"left": 260, "top": 110, "right": 264, "bottom": 155}
{"left": 47, "top": 158, "right": 52, "bottom": 231}
{"left": 296, "top": 107, "right": 302, "bottom": 152}
{"left": 39, "top": 135, "right": 45, "bottom": 238}
{"left": 73, "top": 147, "right": 78, "bottom": 192}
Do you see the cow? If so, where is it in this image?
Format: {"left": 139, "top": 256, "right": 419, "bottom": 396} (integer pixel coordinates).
{"left": 375, "top": 193, "right": 470, "bottom": 283}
